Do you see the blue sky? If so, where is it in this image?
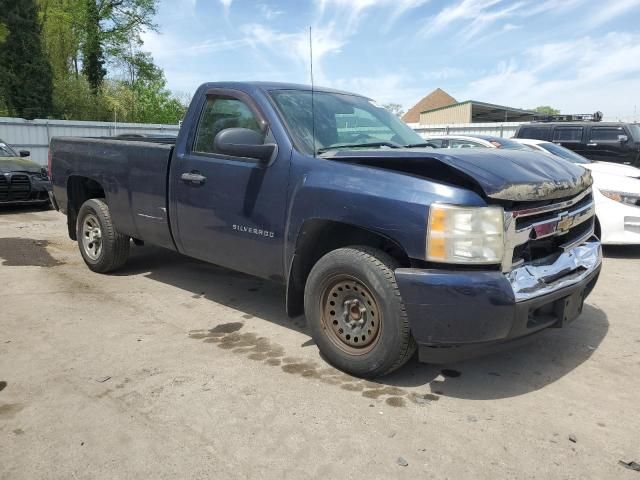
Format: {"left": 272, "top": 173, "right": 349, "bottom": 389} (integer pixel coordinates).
{"left": 142, "top": 0, "right": 640, "bottom": 121}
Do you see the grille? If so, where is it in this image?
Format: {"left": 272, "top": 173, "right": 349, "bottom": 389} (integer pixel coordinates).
{"left": 0, "top": 175, "right": 8, "bottom": 201}
{"left": 503, "top": 189, "right": 596, "bottom": 271}
{"left": 9, "top": 174, "right": 31, "bottom": 201}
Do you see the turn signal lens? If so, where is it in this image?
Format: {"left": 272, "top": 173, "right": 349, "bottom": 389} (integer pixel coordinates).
{"left": 427, "top": 204, "right": 504, "bottom": 264}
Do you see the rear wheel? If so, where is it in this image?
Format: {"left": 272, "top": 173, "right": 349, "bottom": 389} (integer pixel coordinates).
{"left": 304, "top": 246, "right": 416, "bottom": 378}
{"left": 76, "top": 198, "right": 129, "bottom": 273}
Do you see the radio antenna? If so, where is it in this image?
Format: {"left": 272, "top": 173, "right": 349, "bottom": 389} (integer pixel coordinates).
{"left": 309, "top": 26, "right": 316, "bottom": 158}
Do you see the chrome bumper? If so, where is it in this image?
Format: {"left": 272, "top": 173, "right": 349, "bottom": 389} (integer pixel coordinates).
{"left": 506, "top": 239, "right": 602, "bottom": 302}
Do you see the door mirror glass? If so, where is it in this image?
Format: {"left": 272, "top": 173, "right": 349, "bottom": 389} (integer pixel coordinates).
{"left": 214, "top": 128, "right": 275, "bottom": 162}
{"left": 19, "top": 150, "right": 30, "bottom": 157}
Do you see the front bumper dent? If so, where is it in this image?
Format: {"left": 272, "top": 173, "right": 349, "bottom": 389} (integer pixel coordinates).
{"left": 395, "top": 239, "right": 602, "bottom": 363}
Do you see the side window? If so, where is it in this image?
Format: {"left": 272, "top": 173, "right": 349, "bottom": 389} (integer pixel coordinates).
{"left": 193, "top": 96, "right": 262, "bottom": 154}
{"left": 449, "top": 139, "right": 484, "bottom": 149}
{"left": 426, "top": 139, "right": 444, "bottom": 147}
{"left": 518, "top": 127, "right": 550, "bottom": 141}
{"left": 553, "top": 127, "right": 583, "bottom": 142}
{"left": 589, "top": 127, "right": 625, "bottom": 142}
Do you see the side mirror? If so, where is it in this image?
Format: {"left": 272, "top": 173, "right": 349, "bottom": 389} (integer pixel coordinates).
{"left": 213, "top": 128, "right": 275, "bottom": 162}
{"left": 618, "top": 135, "right": 628, "bottom": 143}
{"left": 19, "top": 150, "right": 30, "bottom": 157}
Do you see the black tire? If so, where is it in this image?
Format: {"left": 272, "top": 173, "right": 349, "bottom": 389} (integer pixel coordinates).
{"left": 304, "top": 246, "right": 416, "bottom": 378}
{"left": 76, "top": 198, "right": 129, "bottom": 273}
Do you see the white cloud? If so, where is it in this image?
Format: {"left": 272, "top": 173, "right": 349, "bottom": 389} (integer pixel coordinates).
{"left": 419, "top": 0, "right": 584, "bottom": 40}
{"left": 463, "top": 32, "right": 640, "bottom": 119}
{"left": 238, "top": 23, "right": 346, "bottom": 84}
{"left": 421, "top": 67, "right": 465, "bottom": 81}
{"left": 585, "top": 0, "right": 640, "bottom": 27}
{"left": 257, "top": 3, "right": 284, "bottom": 20}
{"left": 316, "top": 0, "right": 430, "bottom": 30}
{"left": 333, "top": 73, "right": 427, "bottom": 107}
{"left": 219, "top": 0, "right": 232, "bottom": 9}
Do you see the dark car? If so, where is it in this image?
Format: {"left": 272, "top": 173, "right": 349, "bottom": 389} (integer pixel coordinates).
{"left": 0, "top": 139, "right": 52, "bottom": 206}
{"left": 514, "top": 122, "right": 640, "bottom": 166}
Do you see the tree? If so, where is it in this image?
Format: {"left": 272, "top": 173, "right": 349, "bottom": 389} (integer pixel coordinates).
{"left": 383, "top": 103, "right": 405, "bottom": 118}
{"left": 81, "top": 0, "right": 158, "bottom": 92}
{"left": 0, "top": 0, "right": 53, "bottom": 119}
{"left": 533, "top": 105, "right": 560, "bottom": 115}
{"left": 82, "top": 0, "right": 106, "bottom": 91}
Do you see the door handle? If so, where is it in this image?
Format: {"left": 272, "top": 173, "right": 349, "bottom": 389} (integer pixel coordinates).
{"left": 181, "top": 171, "right": 207, "bottom": 185}
{"left": 587, "top": 143, "right": 597, "bottom": 146}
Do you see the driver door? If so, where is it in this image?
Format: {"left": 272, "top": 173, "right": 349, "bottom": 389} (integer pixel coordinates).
{"left": 171, "top": 90, "right": 290, "bottom": 279}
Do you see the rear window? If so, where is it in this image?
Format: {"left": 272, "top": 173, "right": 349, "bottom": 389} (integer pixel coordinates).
{"left": 590, "top": 127, "right": 625, "bottom": 142}
{"left": 517, "top": 126, "right": 550, "bottom": 140}
{"left": 553, "top": 127, "right": 583, "bottom": 142}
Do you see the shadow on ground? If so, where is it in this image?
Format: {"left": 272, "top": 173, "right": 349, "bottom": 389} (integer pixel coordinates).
{"left": 116, "top": 244, "right": 609, "bottom": 400}
{"left": 0, "top": 204, "right": 52, "bottom": 215}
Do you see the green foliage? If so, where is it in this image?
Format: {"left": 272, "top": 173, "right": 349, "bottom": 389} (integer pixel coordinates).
{"left": 0, "top": 0, "right": 186, "bottom": 123}
{"left": 82, "top": 0, "right": 106, "bottom": 92}
{"left": 0, "top": 22, "right": 8, "bottom": 43}
{"left": 533, "top": 105, "right": 560, "bottom": 115}
{"left": 0, "top": 0, "right": 53, "bottom": 119}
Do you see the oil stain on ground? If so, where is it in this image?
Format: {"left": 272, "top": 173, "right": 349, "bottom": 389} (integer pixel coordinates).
{"left": 189, "top": 322, "right": 439, "bottom": 407}
{"left": 0, "top": 238, "right": 62, "bottom": 267}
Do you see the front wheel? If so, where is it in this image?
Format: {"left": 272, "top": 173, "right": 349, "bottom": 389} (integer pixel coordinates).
{"left": 304, "top": 246, "right": 416, "bottom": 378}
{"left": 76, "top": 198, "right": 130, "bottom": 273}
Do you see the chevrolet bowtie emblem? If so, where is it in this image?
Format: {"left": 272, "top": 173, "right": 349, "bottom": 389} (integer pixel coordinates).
{"left": 556, "top": 213, "right": 574, "bottom": 233}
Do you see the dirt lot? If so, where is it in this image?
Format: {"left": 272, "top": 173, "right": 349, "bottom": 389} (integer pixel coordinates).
{"left": 1, "top": 207, "right": 639, "bottom": 479}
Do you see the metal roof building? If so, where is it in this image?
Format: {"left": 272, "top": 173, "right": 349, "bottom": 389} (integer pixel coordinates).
{"left": 419, "top": 99, "right": 536, "bottom": 125}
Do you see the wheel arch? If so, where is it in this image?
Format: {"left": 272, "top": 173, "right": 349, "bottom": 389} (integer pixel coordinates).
{"left": 286, "top": 219, "right": 411, "bottom": 317}
{"left": 66, "top": 175, "right": 106, "bottom": 240}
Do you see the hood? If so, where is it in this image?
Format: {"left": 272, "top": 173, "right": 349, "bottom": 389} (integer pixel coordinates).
{"left": 583, "top": 161, "right": 640, "bottom": 179}
{"left": 0, "top": 156, "right": 42, "bottom": 174}
{"left": 324, "top": 148, "right": 592, "bottom": 202}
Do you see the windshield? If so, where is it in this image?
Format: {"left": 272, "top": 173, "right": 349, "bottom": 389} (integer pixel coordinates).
{"left": 628, "top": 124, "right": 640, "bottom": 141}
{"left": 539, "top": 142, "right": 591, "bottom": 164}
{"left": 269, "top": 90, "right": 424, "bottom": 155}
{"left": 0, "top": 141, "right": 18, "bottom": 157}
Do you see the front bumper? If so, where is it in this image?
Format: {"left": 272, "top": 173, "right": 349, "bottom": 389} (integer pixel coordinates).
{"left": 395, "top": 240, "right": 602, "bottom": 363}
{"left": 0, "top": 173, "right": 51, "bottom": 206}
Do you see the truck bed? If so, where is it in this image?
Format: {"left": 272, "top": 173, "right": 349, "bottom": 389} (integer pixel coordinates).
{"left": 50, "top": 137, "right": 176, "bottom": 250}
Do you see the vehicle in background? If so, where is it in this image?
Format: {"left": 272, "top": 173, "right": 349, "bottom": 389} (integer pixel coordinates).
{"left": 515, "top": 139, "right": 640, "bottom": 245}
{"left": 0, "top": 139, "right": 51, "bottom": 207}
{"left": 514, "top": 122, "right": 640, "bottom": 166}
{"left": 422, "top": 134, "right": 529, "bottom": 150}
{"left": 50, "top": 81, "right": 601, "bottom": 377}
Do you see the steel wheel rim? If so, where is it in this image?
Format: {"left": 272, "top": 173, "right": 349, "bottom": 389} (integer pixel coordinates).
{"left": 320, "top": 275, "right": 382, "bottom": 355}
{"left": 81, "top": 214, "right": 103, "bottom": 260}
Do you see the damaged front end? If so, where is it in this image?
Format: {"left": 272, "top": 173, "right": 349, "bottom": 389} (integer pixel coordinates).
{"left": 327, "top": 148, "right": 602, "bottom": 361}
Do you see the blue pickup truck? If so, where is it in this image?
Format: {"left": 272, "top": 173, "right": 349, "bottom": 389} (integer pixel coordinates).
{"left": 49, "top": 82, "right": 602, "bottom": 377}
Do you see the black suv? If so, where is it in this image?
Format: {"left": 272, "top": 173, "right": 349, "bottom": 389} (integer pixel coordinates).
{"left": 514, "top": 122, "right": 640, "bottom": 165}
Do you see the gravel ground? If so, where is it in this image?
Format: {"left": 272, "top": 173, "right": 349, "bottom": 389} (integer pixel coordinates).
{"left": 1, "top": 207, "right": 639, "bottom": 479}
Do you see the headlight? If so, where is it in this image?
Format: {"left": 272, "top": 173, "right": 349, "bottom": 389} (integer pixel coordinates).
{"left": 600, "top": 190, "right": 640, "bottom": 207}
{"left": 427, "top": 204, "right": 504, "bottom": 264}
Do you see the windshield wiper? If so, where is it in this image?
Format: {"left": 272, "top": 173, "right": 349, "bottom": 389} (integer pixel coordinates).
{"left": 317, "top": 141, "right": 402, "bottom": 154}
